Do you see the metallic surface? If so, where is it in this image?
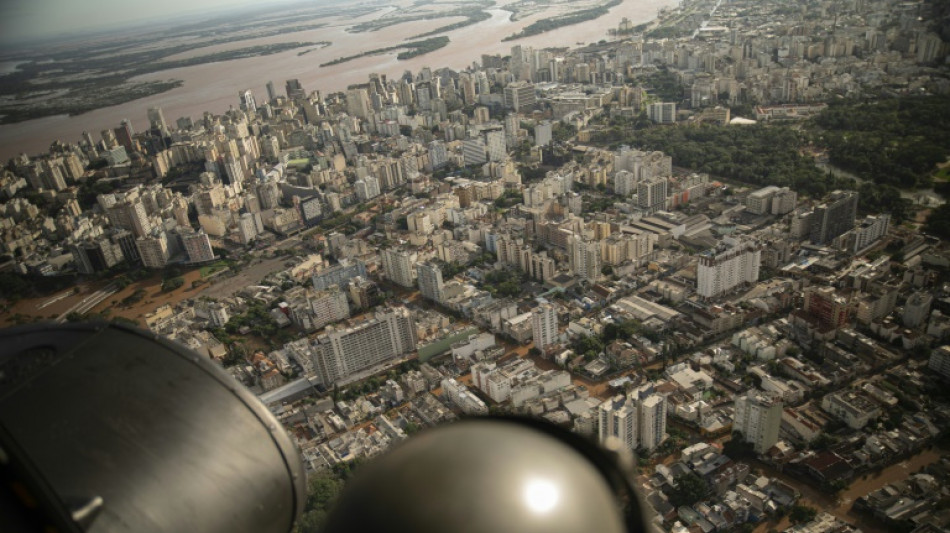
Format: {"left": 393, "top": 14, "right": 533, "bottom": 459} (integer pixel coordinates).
{"left": 325, "top": 418, "right": 635, "bottom": 533}
{"left": 0, "top": 322, "right": 305, "bottom": 533}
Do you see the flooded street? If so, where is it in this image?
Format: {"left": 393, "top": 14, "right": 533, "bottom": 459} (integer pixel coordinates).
{"left": 752, "top": 447, "right": 946, "bottom": 533}
{"left": 0, "top": 0, "right": 676, "bottom": 159}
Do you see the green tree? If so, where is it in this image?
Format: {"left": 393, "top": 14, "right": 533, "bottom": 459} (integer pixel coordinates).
{"left": 668, "top": 473, "right": 711, "bottom": 507}
{"left": 789, "top": 505, "right": 817, "bottom": 524}
{"left": 161, "top": 276, "right": 185, "bottom": 292}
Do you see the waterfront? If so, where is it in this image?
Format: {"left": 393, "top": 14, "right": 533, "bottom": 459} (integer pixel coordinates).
{"left": 0, "top": 0, "right": 676, "bottom": 160}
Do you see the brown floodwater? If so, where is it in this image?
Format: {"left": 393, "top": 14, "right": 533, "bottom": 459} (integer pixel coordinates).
{"left": 0, "top": 0, "right": 676, "bottom": 160}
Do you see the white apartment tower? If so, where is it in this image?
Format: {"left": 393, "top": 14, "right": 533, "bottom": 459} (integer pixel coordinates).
{"left": 416, "top": 262, "right": 445, "bottom": 303}
{"left": 311, "top": 307, "right": 417, "bottom": 385}
{"left": 598, "top": 383, "right": 668, "bottom": 452}
{"left": 532, "top": 301, "right": 558, "bottom": 352}
{"left": 637, "top": 176, "right": 668, "bottom": 213}
{"left": 734, "top": 390, "right": 783, "bottom": 453}
{"left": 381, "top": 247, "right": 417, "bottom": 288}
{"left": 696, "top": 237, "right": 762, "bottom": 299}
{"left": 569, "top": 236, "right": 602, "bottom": 282}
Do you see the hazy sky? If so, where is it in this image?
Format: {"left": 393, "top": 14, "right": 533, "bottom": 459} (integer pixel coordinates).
{"left": 0, "top": 0, "right": 284, "bottom": 47}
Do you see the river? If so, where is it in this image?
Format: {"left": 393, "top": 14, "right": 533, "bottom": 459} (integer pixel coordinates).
{"left": 0, "top": 0, "right": 677, "bottom": 160}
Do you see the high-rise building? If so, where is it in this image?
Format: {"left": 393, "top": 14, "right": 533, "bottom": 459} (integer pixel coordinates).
{"left": 696, "top": 237, "right": 762, "bottom": 298}
{"left": 598, "top": 383, "right": 668, "bottom": 452}
{"left": 485, "top": 128, "right": 506, "bottom": 162}
{"left": 136, "top": 232, "right": 169, "bottom": 269}
{"left": 221, "top": 155, "right": 245, "bottom": 190}
{"left": 238, "top": 212, "right": 260, "bottom": 245}
{"left": 929, "top": 345, "right": 950, "bottom": 380}
{"left": 416, "top": 262, "right": 445, "bottom": 303}
{"left": 462, "top": 137, "right": 487, "bottom": 166}
{"left": 180, "top": 229, "right": 215, "bottom": 264}
{"left": 903, "top": 291, "right": 933, "bottom": 328}
{"left": 810, "top": 190, "right": 858, "bottom": 245}
{"left": 354, "top": 175, "right": 381, "bottom": 201}
{"left": 114, "top": 119, "right": 135, "bottom": 152}
{"left": 239, "top": 89, "right": 257, "bottom": 113}
{"left": 637, "top": 176, "right": 668, "bottom": 212}
{"left": 346, "top": 88, "right": 372, "bottom": 119}
{"left": 532, "top": 301, "right": 558, "bottom": 352}
{"left": 381, "top": 247, "right": 417, "bottom": 288}
{"left": 504, "top": 81, "right": 536, "bottom": 112}
{"left": 428, "top": 140, "right": 448, "bottom": 170}
{"left": 311, "top": 307, "right": 416, "bottom": 385}
{"left": 115, "top": 200, "right": 152, "bottom": 239}
{"left": 285, "top": 79, "right": 306, "bottom": 101}
{"left": 147, "top": 107, "right": 168, "bottom": 133}
{"left": 647, "top": 102, "right": 676, "bottom": 124}
{"left": 803, "top": 286, "right": 852, "bottom": 329}
{"left": 614, "top": 170, "right": 636, "bottom": 197}
{"left": 308, "top": 287, "right": 351, "bottom": 330}
{"left": 266, "top": 81, "right": 277, "bottom": 102}
{"left": 734, "top": 390, "right": 783, "bottom": 453}
{"left": 312, "top": 260, "right": 368, "bottom": 291}
{"left": 70, "top": 238, "right": 124, "bottom": 274}
{"left": 569, "top": 236, "right": 602, "bottom": 282}
{"left": 534, "top": 120, "right": 552, "bottom": 147}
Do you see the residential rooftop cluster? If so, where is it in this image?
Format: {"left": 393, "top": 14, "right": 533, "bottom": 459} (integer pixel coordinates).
{"left": 1, "top": 0, "right": 949, "bottom": 531}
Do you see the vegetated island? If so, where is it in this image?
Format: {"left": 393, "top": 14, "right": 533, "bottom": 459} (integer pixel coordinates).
{"left": 138, "top": 42, "right": 322, "bottom": 76}
{"left": 409, "top": 10, "right": 493, "bottom": 39}
{"left": 320, "top": 37, "right": 450, "bottom": 67}
{"left": 298, "top": 42, "right": 333, "bottom": 56}
{"left": 502, "top": 0, "right": 622, "bottom": 41}
{"left": 348, "top": 1, "right": 495, "bottom": 33}
{"left": 0, "top": 42, "right": 318, "bottom": 124}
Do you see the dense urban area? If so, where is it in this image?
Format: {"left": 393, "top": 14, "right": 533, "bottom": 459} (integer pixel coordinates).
{"left": 3, "top": 0, "right": 950, "bottom": 532}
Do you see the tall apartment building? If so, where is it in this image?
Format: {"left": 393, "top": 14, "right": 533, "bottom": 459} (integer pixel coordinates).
{"left": 238, "top": 89, "right": 257, "bottom": 113}
{"left": 568, "top": 236, "right": 602, "bottom": 282}
{"left": 70, "top": 238, "right": 124, "bottom": 274}
{"left": 647, "top": 102, "right": 677, "bottom": 124}
{"left": 697, "top": 237, "right": 762, "bottom": 299}
{"left": 532, "top": 301, "right": 558, "bottom": 352}
{"left": 346, "top": 88, "right": 372, "bottom": 119}
{"left": 637, "top": 176, "right": 668, "bottom": 213}
{"left": 534, "top": 121, "right": 552, "bottom": 147}
{"left": 462, "top": 137, "right": 487, "bottom": 166}
{"left": 485, "top": 128, "right": 507, "bottom": 162}
{"left": 311, "top": 307, "right": 417, "bottom": 385}
{"left": 179, "top": 229, "right": 215, "bottom": 263}
{"left": 614, "top": 170, "right": 636, "bottom": 197}
{"left": 598, "top": 383, "right": 668, "bottom": 452}
{"left": 381, "top": 247, "right": 417, "bottom": 288}
{"left": 803, "top": 286, "right": 852, "bottom": 329}
{"left": 285, "top": 79, "right": 306, "bottom": 101}
{"left": 416, "top": 262, "right": 445, "bottom": 303}
{"left": 929, "top": 345, "right": 950, "bottom": 380}
{"left": 504, "top": 81, "right": 536, "bottom": 111}
{"left": 734, "top": 390, "right": 783, "bottom": 453}
{"left": 136, "top": 232, "right": 169, "bottom": 269}
{"left": 308, "top": 287, "right": 351, "bottom": 330}
{"left": 810, "top": 190, "right": 858, "bottom": 245}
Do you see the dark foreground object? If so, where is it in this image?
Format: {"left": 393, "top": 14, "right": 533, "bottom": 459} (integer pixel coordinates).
{"left": 0, "top": 322, "right": 305, "bottom": 533}
{"left": 325, "top": 416, "right": 649, "bottom": 533}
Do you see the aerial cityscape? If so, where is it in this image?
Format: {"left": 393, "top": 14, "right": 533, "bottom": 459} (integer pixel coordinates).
{"left": 1, "top": 0, "right": 950, "bottom": 531}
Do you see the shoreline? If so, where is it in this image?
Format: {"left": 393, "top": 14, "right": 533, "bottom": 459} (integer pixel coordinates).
{"left": 0, "top": 0, "right": 678, "bottom": 161}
